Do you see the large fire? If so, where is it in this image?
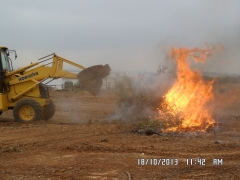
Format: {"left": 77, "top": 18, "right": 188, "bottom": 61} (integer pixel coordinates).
{"left": 158, "top": 46, "right": 221, "bottom": 132}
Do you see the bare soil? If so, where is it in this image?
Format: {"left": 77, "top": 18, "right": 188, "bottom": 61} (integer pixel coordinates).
{"left": 1, "top": 86, "right": 240, "bottom": 180}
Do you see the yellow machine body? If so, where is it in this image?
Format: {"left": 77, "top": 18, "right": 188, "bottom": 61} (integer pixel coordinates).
{"left": 0, "top": 46, "right": 110, "bottom": 122}
{"left": 3, "top": 53, "right": 84, "bottom": 107}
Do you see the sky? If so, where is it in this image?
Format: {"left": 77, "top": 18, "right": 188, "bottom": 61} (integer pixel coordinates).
{"left": 1, "top": 0, "right": 240, "bottom": 74}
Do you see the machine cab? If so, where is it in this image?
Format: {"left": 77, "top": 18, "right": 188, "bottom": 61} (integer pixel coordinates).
{"left": 0, "top": 46, "right": 12, "bottom": 73}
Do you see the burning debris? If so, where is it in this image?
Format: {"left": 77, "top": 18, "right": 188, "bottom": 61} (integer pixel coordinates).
{"left": 156, "top": 45, "right": 222, "bottom": 132}
{"left": 116, "top": 45, "right": 222, "bottom": 134}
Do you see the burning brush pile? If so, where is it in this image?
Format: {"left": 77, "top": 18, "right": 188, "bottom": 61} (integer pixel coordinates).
{"left": 117, "top": 45, "right": 221, "bottom": 134}
{"left": 156, "top": 45, "right": 222, "bottom": 133}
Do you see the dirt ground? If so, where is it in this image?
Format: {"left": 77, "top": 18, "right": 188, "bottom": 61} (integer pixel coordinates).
{"left": 1, "top": 85, "right": 240, "bottom": 180}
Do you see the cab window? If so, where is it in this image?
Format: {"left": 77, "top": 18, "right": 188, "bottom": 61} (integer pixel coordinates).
{"left": 1, "top": 51, "right": 11, "bottom": 72}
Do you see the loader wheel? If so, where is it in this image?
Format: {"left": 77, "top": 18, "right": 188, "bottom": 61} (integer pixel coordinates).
{"left": 43, "top": 99, "right": 55, "bottom": 121}
{"left": 13, "top": 99, "right": 43, "bottom": 122}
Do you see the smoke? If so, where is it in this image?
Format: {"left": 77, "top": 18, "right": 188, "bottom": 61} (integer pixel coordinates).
{"left": 113, "top": 67, "right": 176, "bottom": 122}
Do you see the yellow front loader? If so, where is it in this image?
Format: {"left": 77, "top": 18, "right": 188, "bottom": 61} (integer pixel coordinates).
{"left": 0, "top": 46, "right": 110, "bottom": 122}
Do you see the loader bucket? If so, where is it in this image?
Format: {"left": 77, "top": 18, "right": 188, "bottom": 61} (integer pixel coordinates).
{"left": 77, "top": 64, "right": 111, "bottom": 95}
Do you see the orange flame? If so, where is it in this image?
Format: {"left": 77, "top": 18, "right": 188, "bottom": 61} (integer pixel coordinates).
{"left": 159, "top": 45, "right": 221, "bottom": 132}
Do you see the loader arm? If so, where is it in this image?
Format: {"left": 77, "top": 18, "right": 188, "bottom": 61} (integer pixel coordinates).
{"left": 5, "top": 53, "right": 111, "bottom": 95}
{"left": 6, "top": 54, "right": 85, "bottom": 85}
